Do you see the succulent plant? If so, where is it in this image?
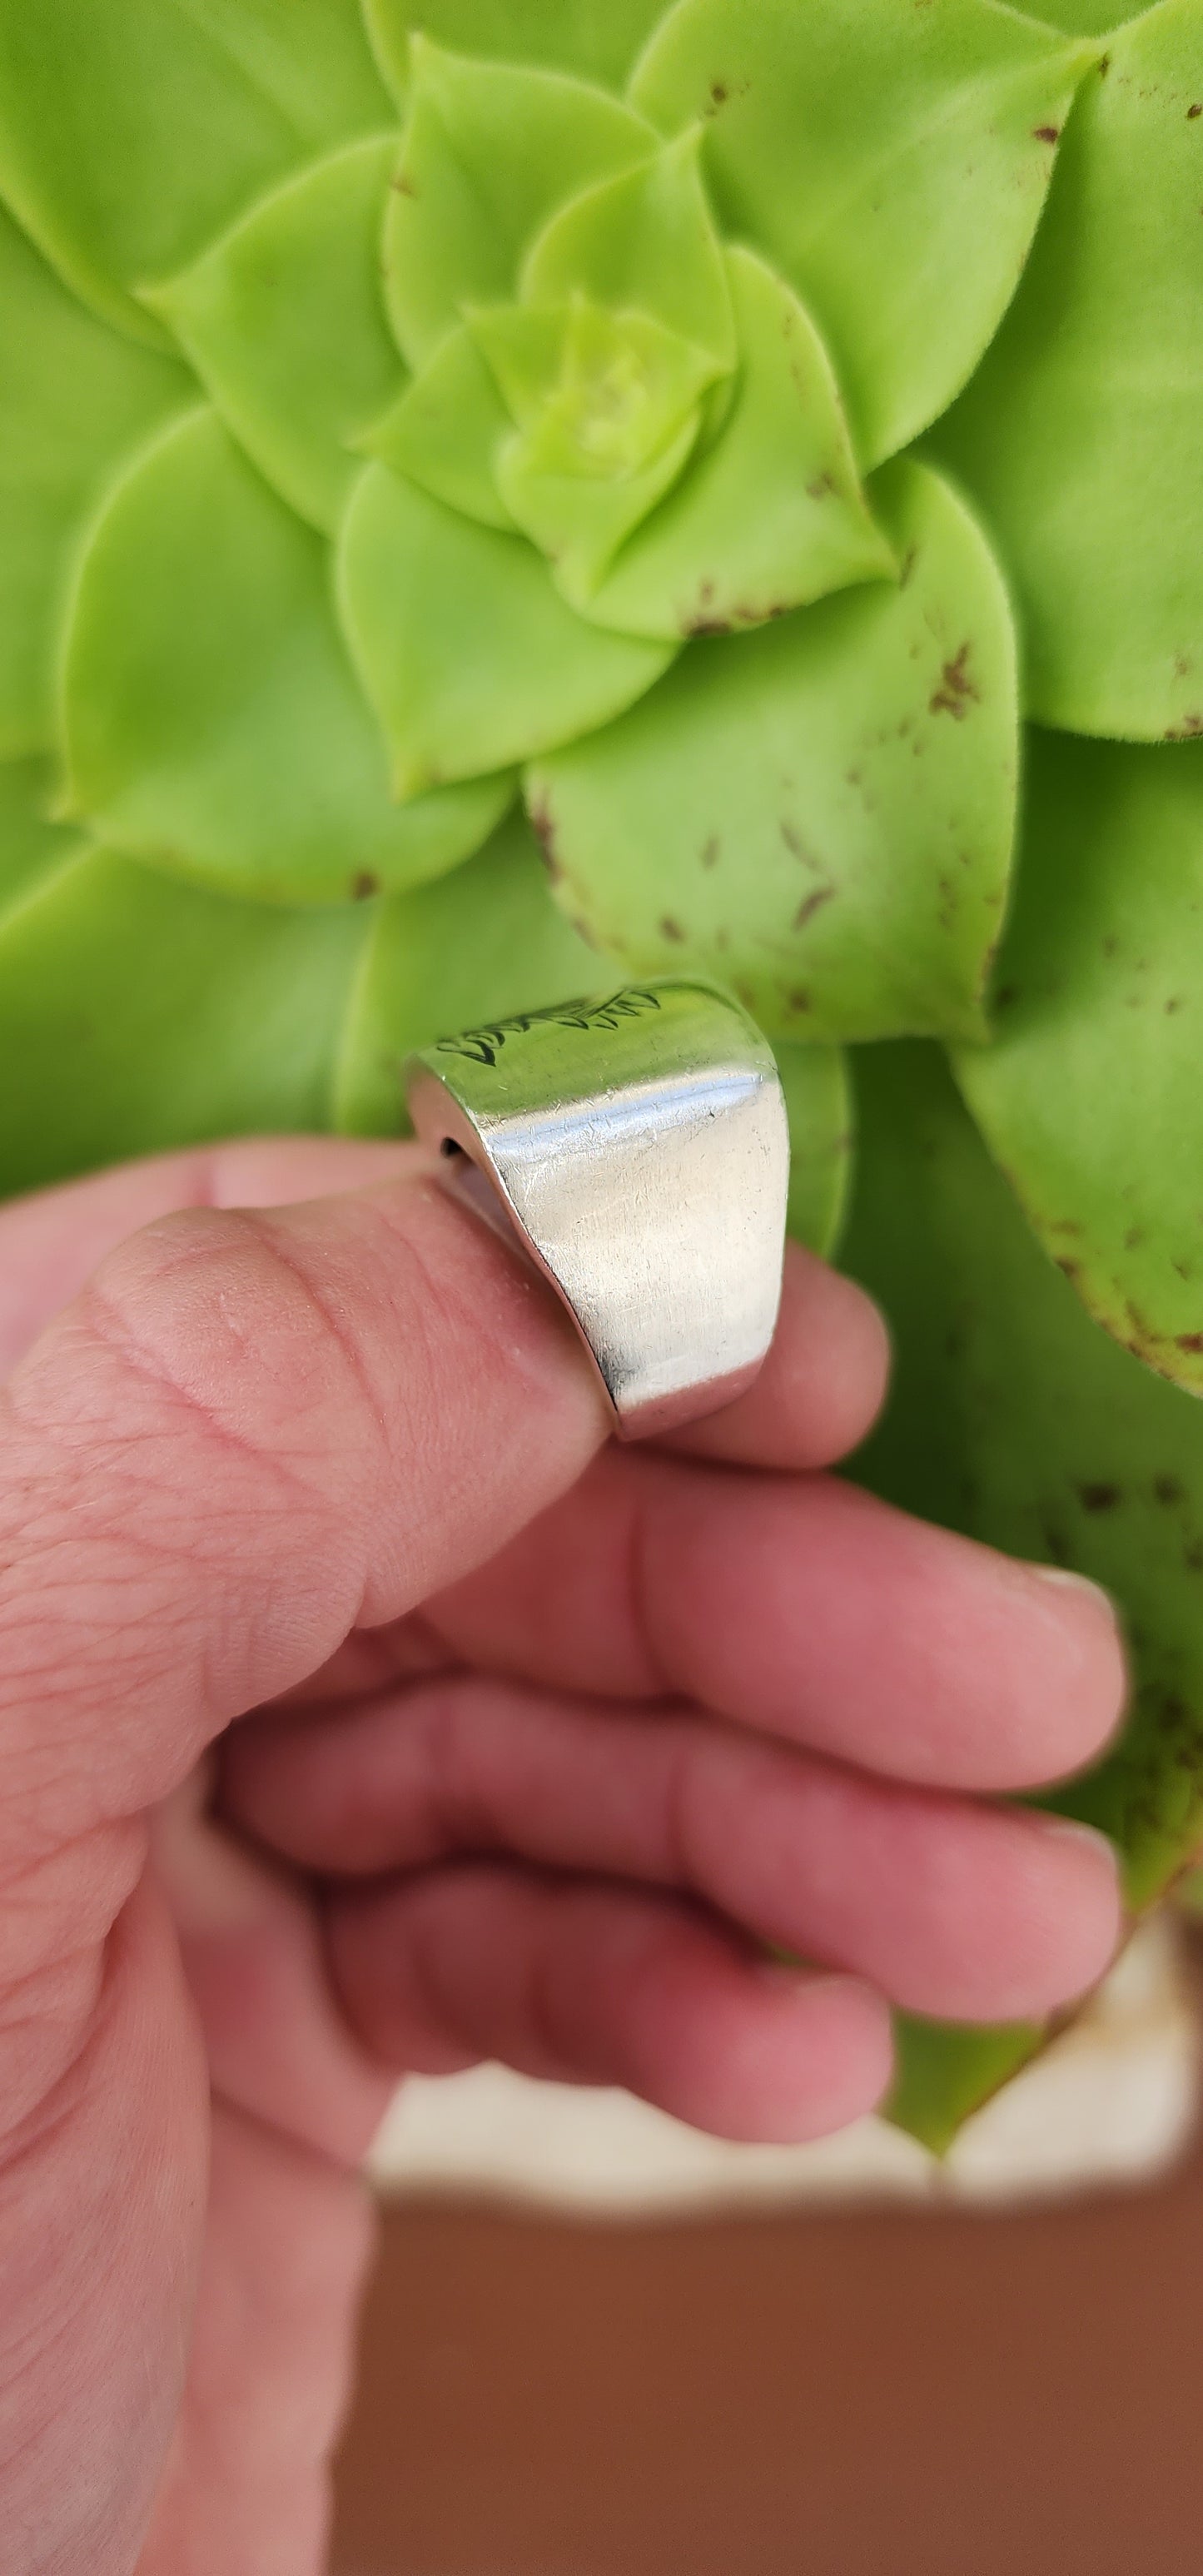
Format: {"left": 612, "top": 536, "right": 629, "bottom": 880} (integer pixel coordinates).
{"left": 2, "top": 0, "right": 1201, "bottom": 2148}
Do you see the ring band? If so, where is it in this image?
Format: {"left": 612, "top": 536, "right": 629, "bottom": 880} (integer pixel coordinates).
{"left": 405, "top": 979, "right": 789, "bottom": 1440}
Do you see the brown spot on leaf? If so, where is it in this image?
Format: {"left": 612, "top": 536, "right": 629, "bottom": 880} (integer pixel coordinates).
{"left": 351, "top": 871, "right": 380, "bottom": 900}
{"left": 1177, "top": 1333, "right": 1203, "bottom": 1354}
{"left": 1166, "top": 714, "right": 1203, "bottom": 738}
{"left": 705, "top": 71, "right": 748, "bottom": 111}
{"left": 1189, "top": 101, "right": 1202, "bottom": 117}
{"left": 929, "top": 643, "right": 979, "bottom": 719}
{"left": 806, "top": 471, "right": 837, "bottom": 500}
{"left": 686, "top": 614, "right": 732, "bottom": 638}
{"left": 788, "top": 987, "right": 811, "bottom": 1014}
{"left": 1155, "top": 1475, "right": 1185, "bottom": 1506}
{"left": 1079, "top": 1482, "right": 1121, "bottom": 1513}
{"left": 794, "top": 886, "right": 835, "bottom": 931}
{"left": 1032, "top": 124, "right": 1060, "bottom": 142}
{"left": 700, "top": 835, "right": 721, "bottom": 869}
{"left": 390, "top": 171, "right": 417, "bottom": 196}
{"left": 659, "top": 915, "right": 685, "bottom": 942}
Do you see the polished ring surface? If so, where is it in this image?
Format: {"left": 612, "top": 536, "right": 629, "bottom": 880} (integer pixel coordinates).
{"left": 405, "top": 979, "right": 789, "bottom": 1440}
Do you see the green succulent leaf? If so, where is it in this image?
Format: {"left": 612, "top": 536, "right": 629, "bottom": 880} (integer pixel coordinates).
{"left": 888, "top": 2017, "right": 1042, "bottom": 2158}
{"left": 529, "top": 458, "right": 1017, "bottom": 1045}
{"left": 846, "top": 1041, "right": 1203, "bottom": 1919}
{"left": 775, "top": 1040, "right": 853, "bottom": 1261}
{"left": 521, "top": 128, "right": 734, "bottom": 370}
{"left": 0, "top": 0, "right": 391, "bottom": 347}
{"left": 381, "top": 38, "right": 655, "bottom": 369}
{"left": 334, "top": 804, "right": 603, "bottom": 1135}
{"left": 365, "top": 326, "right": 516, "bottom": 531}
{"left": 957, "top": 730, "right": 1203, "bottom": 1396}
{"left": 932, "top": 0, "right": 1203, "bottom": 743}
{"left": 1039, "top": 0, "right": 1136, "bottom": 27}
{"left": 0, "top": 846, "right": 371, "bottom": 1198}
{"left": 579, "top": 246, "right": 895, "bottom": 644}
{"left": 149, "top": 135, "right": 405, "bottom": 537}
{"left": 632, "top": 0, "right": 1097, "bottom": 469}
{"left": 62, "top": 409, "right": 514, "bottom": 905}
{"left": 0, "top": 204, "right": 194, "bottom": 758}
{"left": 0, "top": 757, "right": 92, "bottom": 923}
{"left": 337, "top": 462, "right": 676, "bottom": 794}
{"left": 473, "top": 297, "right": 717, "bottom": 604}
{"left": 365, "top": 0, "right": 669, "bottom": 97}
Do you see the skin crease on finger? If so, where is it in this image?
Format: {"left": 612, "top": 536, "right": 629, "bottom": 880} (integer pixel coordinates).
{"left": 0, "top": 1137, "right": 1124, "bottom": 2576}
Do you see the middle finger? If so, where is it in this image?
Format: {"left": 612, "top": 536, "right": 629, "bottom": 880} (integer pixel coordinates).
{"left": 221, "top": 1676, "right": 1120, "bottom": 2023}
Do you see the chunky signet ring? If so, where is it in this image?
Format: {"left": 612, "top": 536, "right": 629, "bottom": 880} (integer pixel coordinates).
{"left": 405, "top": 979, "right": 790, "bottom": 1440}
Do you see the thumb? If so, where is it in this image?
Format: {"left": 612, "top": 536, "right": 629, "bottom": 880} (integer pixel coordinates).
{"left": 0, "top": 1161, "right": 609, "bottom": 1866}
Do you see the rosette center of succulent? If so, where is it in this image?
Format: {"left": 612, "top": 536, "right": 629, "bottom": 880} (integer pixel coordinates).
{"left": 460, "top": 288, "right": 726, "bottom": 600}
{"left": 355, "top": 42, "right": 900, "bottom": 660}
{"left": 471, "top": 295, "right": 718, "bottom": 487}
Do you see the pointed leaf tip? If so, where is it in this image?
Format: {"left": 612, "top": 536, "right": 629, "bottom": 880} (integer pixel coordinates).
{"left": 381, "top": 42, "right": 656, "bottom": 367}
{"left": 336, "top": 463, "right": 676, "bottom": 794}
{"left": 576, "top": 246, "right": 895, "bottom": 644}
{"left": 529, "top": 458, "right": 1017, "bottom": 1047}
{"left": 0, "top": 0, "right": 391, "bottom": 345}
{"left": 152, "top": 136, "right": 405, "bottom": 536}
{"left": 632, "top": 0, "right": 1101, "bottom": 465}
{"left": 521, "top": 124, "right": 735, "bottom": 370}
{"left": 62, "top": 409, "right": 513, "bottom": 904}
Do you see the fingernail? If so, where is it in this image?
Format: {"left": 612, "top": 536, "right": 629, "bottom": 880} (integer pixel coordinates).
{"left": 758, "top": 1957, "right": 864, "bottom": 2002}
{"left": 1031, "top": 1813, "right": 1121, "bottom": 1877}
{"left": 1028, "top": 1563, "right": 1117, "bottom": 1619}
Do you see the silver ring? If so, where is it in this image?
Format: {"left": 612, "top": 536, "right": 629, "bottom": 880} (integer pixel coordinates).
{"left": 405, "top": 979, "right": 789, "bottom": 1440}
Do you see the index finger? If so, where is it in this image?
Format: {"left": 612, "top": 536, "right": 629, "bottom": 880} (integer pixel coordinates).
{"left": 422, "top": 1447, "right": 1127, "bottom": 1795}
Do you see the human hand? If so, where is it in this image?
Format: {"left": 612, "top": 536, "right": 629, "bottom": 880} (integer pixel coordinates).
{"left": 0, "top": 1136, "right": 1124, "bottom": 2574}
